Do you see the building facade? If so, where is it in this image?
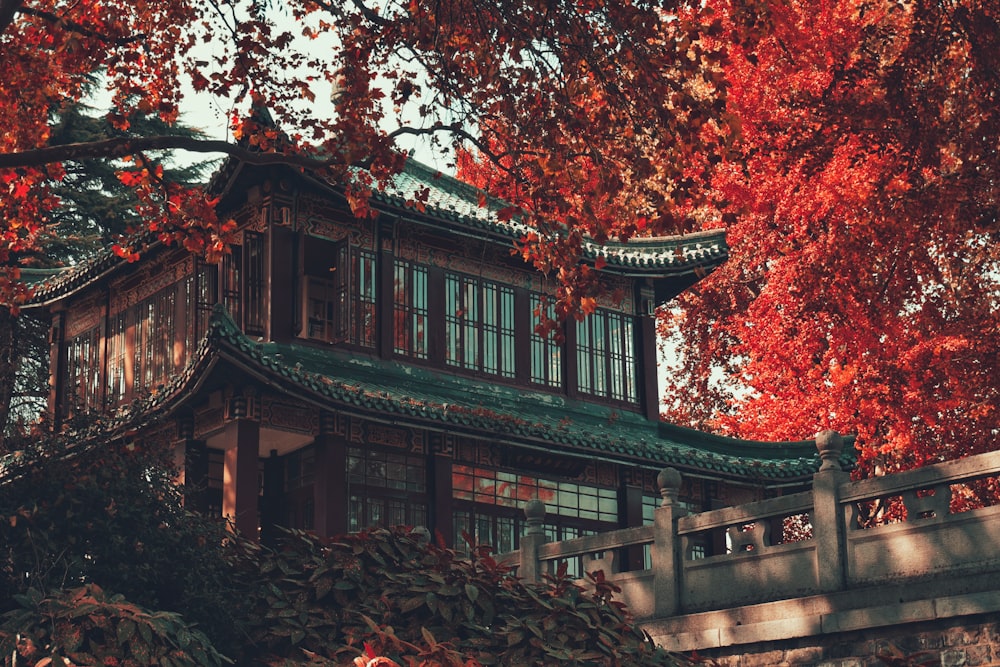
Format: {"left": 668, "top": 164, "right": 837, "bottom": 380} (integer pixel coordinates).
{"left": 27, "top": 157, "right": 840, "bottom": 567}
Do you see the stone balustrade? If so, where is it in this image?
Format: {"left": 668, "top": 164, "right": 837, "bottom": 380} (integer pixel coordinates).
{"left": 511, "top": 431, "right": 1000, "bottom": 654}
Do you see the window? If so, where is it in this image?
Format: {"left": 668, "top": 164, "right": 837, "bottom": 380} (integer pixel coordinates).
{"left": 452, "top": 465, "right": 617, "bottom": 564}
{"left": 349, "top": 250, "right": 377, "bottom": 347}
{"left": 134, "top": 288, "right": 175, "bottom": 393}
{"left": 346, "top": 446, "right": 428, "bottom": 531}
{"left": 63, "top": 327, "right": 100, "bottom": 414}
{"left": 577, "top": 309, "right": 637, "bottom": 403}
{"left": 106, "top": 283, "right": 181, "bottom": 405}
{"left": 303, "top": 239, "right": 375, "bottom": 348}
{"left": 107, "top": 312, "right": 127, "bottom": 406}
{"left": 184, "top": 261, "right": 218, "bottom": 362}
{"left": 393, "top": 259, "right": 428, "bottom": 359}
{"left": 445, "top": 273, "right": 515, "bottom": 378}
{"left": 302, "top": 239, "right": 376, "bottom": 348}
{"left": 243, "top": 231, "right": 266, "bottom": 336}
{"left": 529, "top": 295, "right": 562, "bottom": 387}
{"left": 221, "top": 245, "right": 241, "bottom": 326}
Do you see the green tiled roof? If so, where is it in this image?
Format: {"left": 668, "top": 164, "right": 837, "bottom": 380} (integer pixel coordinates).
{"left": 370, "top": 159, "right": 727, "bottom": 275}
{"left": 24, "top": 157, "right": 726, "bottom": 306}
{"left": 198, "top": 306, "right": 839, "bottom": 481}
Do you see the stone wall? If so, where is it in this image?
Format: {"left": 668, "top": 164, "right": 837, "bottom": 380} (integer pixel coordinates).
{"left": 689, "top": 614, "right": 1000, "bottom": 667}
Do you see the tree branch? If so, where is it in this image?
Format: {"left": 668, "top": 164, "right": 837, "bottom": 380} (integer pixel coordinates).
{"left": 0, "top": 135, "right": 353, "bottom": 171}
{"left": 18, "top": 6, "right": 146, "bottom": 45}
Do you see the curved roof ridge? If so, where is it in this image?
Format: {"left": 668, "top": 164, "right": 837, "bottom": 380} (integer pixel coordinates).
{"left": 195, "top": 308, "right": 833, "bottom": 481}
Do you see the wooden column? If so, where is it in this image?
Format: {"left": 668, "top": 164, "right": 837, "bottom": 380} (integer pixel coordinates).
{"left": 637, "top": 283, "right": 660, "bottom": 421}
{"left": 260, "top": 449, "right": 284, "bottom": 546}
{"left": 221, "top": 397, "right": 261, "bottom": 540}
{"left": 47, "top": 310, "right": 66, "bottom": 428}
{"left": 429, "top": 434, "right": 454, "bottom": 547}
{"left": 314, "top": 413, "right": 348, "bottom": 538}
{"left": 620, "top": 481, "right": 647, "bottom": 572}
{"left": 376, "top": 219, "right": 396, "bottom": 360}
{"left": 175, "top": 414, "right": 209, "bottom": 513}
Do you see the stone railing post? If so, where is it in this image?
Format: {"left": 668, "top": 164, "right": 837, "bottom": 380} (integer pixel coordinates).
{"left": 812, "top": 430, "right": 850, "bottom": 592}
{"left": 652, "top": 467, "right": 687, "bottom": 617}
{"left": 519, "top": 499, "right": 548, "bottom": 583}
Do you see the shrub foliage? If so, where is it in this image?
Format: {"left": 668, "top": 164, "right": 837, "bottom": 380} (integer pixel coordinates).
{"left": 0, "top": 433, "right": 682, "bottom": 666}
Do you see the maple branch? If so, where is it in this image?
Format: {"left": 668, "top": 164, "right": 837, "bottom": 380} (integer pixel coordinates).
{"left": 0, "top": 136, "right": 352, "bottom": 171}
{"left": 386, "top": 124, "right": 506, "bottom": 163}
{"left": 18, "top": 6, "right": 146, "bottom": 45}
{"left": 306, "top": 0, "right": 389, "bottom": 27}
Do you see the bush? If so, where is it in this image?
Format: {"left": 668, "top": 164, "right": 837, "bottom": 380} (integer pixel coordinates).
{"left": 0, "top": 431, "right": 684, "bottom": 666}
{"left": 0, "top": 584, "right": 228, "bottom": 667}
{"left": 0, "top": 433, "right": 252, "bottom": 659}
{"left": 239, "top": 527, "right": 682, "bottom": 666}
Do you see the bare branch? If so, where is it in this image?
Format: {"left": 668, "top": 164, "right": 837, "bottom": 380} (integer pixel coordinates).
{"left": 18, "top": 6, "right": 146, "bottom": 45}
{"left": 0, "top": 135, "right": 354, "bottom": 171}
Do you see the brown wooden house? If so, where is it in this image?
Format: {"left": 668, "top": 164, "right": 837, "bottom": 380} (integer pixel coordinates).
{"left": 25, "top": 157, "right": 840, "bottom": 565}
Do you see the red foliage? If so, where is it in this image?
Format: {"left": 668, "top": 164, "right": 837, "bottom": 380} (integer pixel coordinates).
{"left": 1, "top": 0, "right": 732, "bottom": 311}
{"left": 659, "top": 0, "right": 1000, "bottom": 473}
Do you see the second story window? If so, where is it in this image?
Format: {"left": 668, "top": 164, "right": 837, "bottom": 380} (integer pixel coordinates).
{"left": 444, "top": 273, "right": 515, "bottom": 378}
{"left": 107, "top": 312, "right": 127, "bottom": 406}
{"left": 529, "top": 295, "right": 562, "bottom": 388}
{"left": 577, "top": 309, "right": 637, "bottom": 403}
{"left": 135, "top": 288, "right": 175, "bottom": 393}
{"left": 393, "top": 259, "right": 428, "bottom": 359}
{"left": 63, "top": 326, "right": 100, "bottom": 415}
{"left": 302, "top": 238, "right": 376, "bottom": 349}
{"left": 243, "top": 231, "right": 266, "bottom": 336}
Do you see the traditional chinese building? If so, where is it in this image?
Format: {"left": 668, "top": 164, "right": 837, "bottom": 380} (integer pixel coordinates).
{"left": 25, "top": 156, "right": 843, "bottom": 564}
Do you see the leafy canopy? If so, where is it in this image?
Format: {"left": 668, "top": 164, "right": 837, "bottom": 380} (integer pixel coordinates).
{"left": 656, "top": 0, "right": 1000, "bottom": 471}
{"left": 0, "top": 0, "right": 734, "bottom": 309}
{"left": 456, "top": 0, "right": 1000, "bottom": 469}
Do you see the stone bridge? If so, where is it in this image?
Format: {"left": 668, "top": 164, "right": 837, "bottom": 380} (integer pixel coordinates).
{"left": 510, "top": 432, "right": 1000, "bottom": 665}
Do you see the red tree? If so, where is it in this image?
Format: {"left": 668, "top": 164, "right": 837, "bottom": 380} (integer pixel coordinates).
{"left": 0, "top": 0, "right": 732, "bottom": 307}
{"left": 659, "top": 0, "right": 1000, "bottom": 473}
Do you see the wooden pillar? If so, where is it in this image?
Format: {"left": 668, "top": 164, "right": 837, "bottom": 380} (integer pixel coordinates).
{"left": 47, "top": 310, "right": 66, "bottom": 428}
{"left": 429, "top": 434, "right": 454, "bottom": 546}
{"left": 620, "top": 481, "right": 646, "bottom": 572}
{"left": 260, "top": 449, "right": 284, "bottom": 546}
{"left": 221, "top": 399, "right": 260, "bottom": 540}
{"left": 376, "top": 219, "right": 396, "bottom": 360}
{"left": 175, "top": 414, "right": 209, "bottom": 513}
{"left": 637, "top": 283, "right": 660, "bottom": 421}
{"left": 426, "top": 266, "right": 445, "bottom": 363}
{"left": 314, "top": 413, "right": 348, "bottom": 538}
{"left": 184, "top": 440, "right": 209, "bottom": 513}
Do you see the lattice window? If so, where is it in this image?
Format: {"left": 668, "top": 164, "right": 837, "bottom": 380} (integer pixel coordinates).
{"left": 577, "top": 309, "right": 637, "bottom": 403}
{"left": 106, "top": 312, "right": 127, "bottom": 406}
{"left": 529, "top": 295, "right": 562, "bottom": 387}
{"left": 63, "top": 326, "right": 100, "bottom": 415}
{"left": 303, "top": 240, "right": 376, "bottom": 348}
{"left": 346, "top": 446, "right": 428, "bottom": 532}
{"left": 243, "top": 231, "right": 266, "bottom": 336}
{"left": 393, "top": 259, "right": 428, "bottom": 359}
{"left": 445, "top": 273, "right": 515, "bottom": 377}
